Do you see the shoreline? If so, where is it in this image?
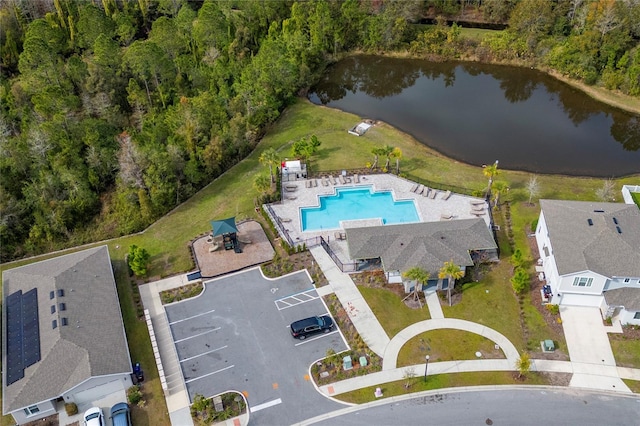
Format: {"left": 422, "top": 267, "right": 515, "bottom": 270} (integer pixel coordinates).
{"left": 339, "top": 51, "right": 640, "bottom": 116}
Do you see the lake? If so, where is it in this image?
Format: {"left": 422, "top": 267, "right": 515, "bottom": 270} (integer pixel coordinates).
{"left": 309, "top": 56, "right": 640, "bottom": 177}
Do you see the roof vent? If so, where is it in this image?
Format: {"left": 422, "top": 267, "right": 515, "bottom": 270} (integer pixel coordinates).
{"left": 594, "top": 209, "right": 605, "bottom": 213}
{"left": 613, "top": 217, "right": 618, "bottom": 225}
{"left": 616, "top": 226, "right": 622, "bottom": 234}
{"left": 587, "top": 219, "right": 593, "bottom": 226}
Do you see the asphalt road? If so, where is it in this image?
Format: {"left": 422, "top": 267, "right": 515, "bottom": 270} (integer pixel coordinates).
{"left": 301, "top": 388, "right": 640, "bottom": 426}
{"left": 165, "top": 267, "right": 349, "bottom": 425}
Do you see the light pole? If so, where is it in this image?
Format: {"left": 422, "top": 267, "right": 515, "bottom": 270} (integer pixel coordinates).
{"left": 424, "top": 355, "right": 430, "bottom": 382}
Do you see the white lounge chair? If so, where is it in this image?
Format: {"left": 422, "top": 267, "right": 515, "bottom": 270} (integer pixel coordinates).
{"left": 338, "top": 175, "right": 346, "bottom": 184}
{"left": 322, "top": 177, "right": 329, "bottom": 186}
{"left": 354, "top": 174, "right": 360, "bottom": 183}
{"left": 415, "top": 184, "right": 425, "bottom": 195}
{"left": 409, "top": 183, "right": 418, "bottom": 193}
{"left": 440, "top": 213, "right": 454, "bottom": 220}
{"left": 422, "top": 187, "right": 430, "bottom": 197}
{"left": 442, "top": 190, "right": 452, "bottom": 200}
{"left": 429, "top": 190, "right": 437, "bottom": 199}
{"left": 330, "top": 175, "right": 337, "bottom": 185}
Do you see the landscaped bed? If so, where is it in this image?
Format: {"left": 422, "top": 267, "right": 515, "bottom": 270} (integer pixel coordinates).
{"left": 160, "top": 281, "right": 204, "bottom": 304}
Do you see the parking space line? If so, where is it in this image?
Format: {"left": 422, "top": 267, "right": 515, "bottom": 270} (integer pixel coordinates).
{"left": 169, "top": 308, "right": 216, "bottom": 325}
{"left": 184, "top": 365, "right": 234, "bottom": 384}
{"left": 174, "top": 327, "right": 221, "bottom": 343}
{"left": 179, "top": 345, "right": 227, "bottom": 363}
{"left": 250, "top": 398, "right": 282, "bottom": 413}
{"left": 294, "top": 330, "right": 339, "bottom": 346}
{"left": 275, "top": 288, "right": 320, "bottom": 311}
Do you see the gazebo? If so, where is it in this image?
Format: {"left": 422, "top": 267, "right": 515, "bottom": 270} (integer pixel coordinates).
{"left": 210, "top": 217, "right": 241, "bottom": 253}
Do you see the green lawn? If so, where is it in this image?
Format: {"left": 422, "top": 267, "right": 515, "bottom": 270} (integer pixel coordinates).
{"left": 397, "top": 329, "right": 505, "bottom": 367}
{"left": 631, "top": 191, "right": 640, "bottom": 209}
{"left": 2, "top": 99, "right": 639, "bottom": 421}
{"left": 442, "top": 261, "right": 525, "bottom": 350}
{"left": 610, "top": 336, "right": 640, "bottom": 369}
{"left": 337, "top": 371, "right": 552, "bottom": 404}
{"left": 359, "top": 286, "right": 430, "bottom": 338}
{"left": 622, "top": 379, "right": 640, "bottom": 394}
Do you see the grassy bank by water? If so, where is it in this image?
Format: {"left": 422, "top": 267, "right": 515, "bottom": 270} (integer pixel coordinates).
{"left": 1, "top": 99, "right": 638, "bottom": 421}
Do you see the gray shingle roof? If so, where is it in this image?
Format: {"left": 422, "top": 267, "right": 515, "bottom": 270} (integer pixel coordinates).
{"left": 2, "top": 246, "right": 131, "bottom": 413}
{"left": 345, "top": 219, "right": 496, "bottom": 276}
{"left": 540, "top": 200, "right": 640, "bottom": 277}
{"left": 604, "top": 287, "right": 640, "bottom": 311}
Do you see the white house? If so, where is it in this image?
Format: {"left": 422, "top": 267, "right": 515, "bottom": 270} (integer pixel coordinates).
{"left": 535, "top": 200, "right": 640, "bottom": 325}
{"left": 2, "top": 246, "right": 133, "bottom": 424}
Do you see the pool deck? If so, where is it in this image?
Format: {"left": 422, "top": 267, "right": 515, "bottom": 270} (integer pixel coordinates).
{"left": 269, "top": 174, "right": 490, "bottom": 262}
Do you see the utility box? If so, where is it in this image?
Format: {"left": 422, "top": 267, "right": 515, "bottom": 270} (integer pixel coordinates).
{"left": 543, "top": 340, "right": 555, "bottom": 352}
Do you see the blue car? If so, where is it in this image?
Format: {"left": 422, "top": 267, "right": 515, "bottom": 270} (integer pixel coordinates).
{"left": 110, "top": 403, "right": 132, "bottom": 426}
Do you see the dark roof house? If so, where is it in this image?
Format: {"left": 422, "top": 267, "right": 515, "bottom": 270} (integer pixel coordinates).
{"left": 346, "top": 219, "right": 497, "bottom": 276}
{"left": 2, "top": 246, "right": 132, "bottom": 424}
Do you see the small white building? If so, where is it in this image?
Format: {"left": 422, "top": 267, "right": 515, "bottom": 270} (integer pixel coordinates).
{"left": 2, "top": 246, "right": 133, "bottom": 424}
{"left": 535, "top": 200, "right": 640, "bottom": 325}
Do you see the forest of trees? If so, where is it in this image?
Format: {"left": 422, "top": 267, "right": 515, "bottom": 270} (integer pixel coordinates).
{"left": 1, "top": 0, "right": 639, "bottom": 261}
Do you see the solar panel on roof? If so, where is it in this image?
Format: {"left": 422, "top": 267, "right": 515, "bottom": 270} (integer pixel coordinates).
{"left": 4, "top": 288, "right": 41, "bottom": 385}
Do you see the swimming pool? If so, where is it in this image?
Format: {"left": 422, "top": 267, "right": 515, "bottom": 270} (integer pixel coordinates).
{"left": 301, "top": 186, "right": 419, "bottom": 231}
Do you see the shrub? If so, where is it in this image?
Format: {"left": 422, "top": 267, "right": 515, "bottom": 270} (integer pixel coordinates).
{"left": 510, "top": 267, "right": 530, "bottom": 294}
{"left": 546, "top": 304, "right": 559, "bottom": 315}
{"left": 65, "top": 402, "right": 78, "bottom": 416}
{"left": 127, "top": 385, "right": 143, "bottom": 405}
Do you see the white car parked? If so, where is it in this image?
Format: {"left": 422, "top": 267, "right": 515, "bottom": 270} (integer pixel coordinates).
{"left": 83, "top": 407, "right": 105, "bottom": 426}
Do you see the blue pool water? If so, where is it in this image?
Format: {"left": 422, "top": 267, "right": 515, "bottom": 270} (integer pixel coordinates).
{"left": 301, "top": 186, "right": 419, "bottom": 231}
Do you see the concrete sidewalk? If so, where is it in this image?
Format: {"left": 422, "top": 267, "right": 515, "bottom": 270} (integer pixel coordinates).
{"left": 310, "top": 246, "right": 390, "bottom": 357}
{"left": 139, "top": 275, "right": 195, "bottom": 426}
{"left": 425, "top": 292, "right": 444, "bottom": 319}
{"left": 382, "top": 318, "right": 520, "bottom": 371}
{"left": 560, "top": 306, "right": 631, "bottom": 393}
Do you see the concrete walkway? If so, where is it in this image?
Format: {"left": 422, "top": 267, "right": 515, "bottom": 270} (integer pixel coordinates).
{"left": 139, "top": 275, "right": 196, "bottom": 426}
{"left": 425, "top": 292, "right": 444, "bottom": 319}
{"left": 560, "top": 306, "right": 631, "bottom": 393}
{"left": 382, "top": 318, "right": 521, "bottom": 371}
{"left": 310, "top": 246, "right": 390, "bottom": 357}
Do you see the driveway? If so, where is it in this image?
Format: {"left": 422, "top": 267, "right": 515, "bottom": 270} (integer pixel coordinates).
{"left": 165, "top": 267, "right": 349, "bottom": 425}
{"left": 560, "top": 306, "right": 631, "bottom": 392}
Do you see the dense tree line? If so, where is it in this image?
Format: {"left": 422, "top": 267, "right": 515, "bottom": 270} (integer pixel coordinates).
{"left": 0, "top": 0, "right": 638, "bottom": 261}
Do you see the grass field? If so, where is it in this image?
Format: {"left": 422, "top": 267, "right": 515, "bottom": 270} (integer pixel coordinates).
{"left": 397, "top": 329, "right": 506, "bottom": 367}
{"left": 358, "top": 286, "right": 430, "bottom": 338}
{"left": 337, "top": 371, "right": 553, "bottom": 404}
{"left": 1, "top": 98, "right": 638, "bottom": 421}
{"left": 610, "top": 336, "right": 640, "bottom": 369}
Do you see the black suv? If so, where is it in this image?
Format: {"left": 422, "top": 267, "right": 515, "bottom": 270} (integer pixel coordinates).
{"left": 290, "top": 315, "right": 334, "bottom": 340}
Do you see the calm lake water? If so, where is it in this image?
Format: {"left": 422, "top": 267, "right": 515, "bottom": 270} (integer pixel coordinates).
{"left": 309, "top": 56, "right": 640, "bottom": 177}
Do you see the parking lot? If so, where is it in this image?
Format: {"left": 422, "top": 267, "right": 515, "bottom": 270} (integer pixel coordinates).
{"left": 165, "top": 267, "right": 349, "bottom": 425}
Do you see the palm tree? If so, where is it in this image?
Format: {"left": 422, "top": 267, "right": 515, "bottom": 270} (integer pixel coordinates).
{"left": 391, "top": 147, "right": 402, "bottom": 174}
{"left": 381, "top": 144, "right": 394, "bottom": 171}
{"left": 259, "top": 147, "right": 279, "bottom": 183}
{"left": 492, "top": 180, "right": 509, "bottom": 208}
{"left": 482, "top": 160, "right": 500, "bottom": 196}
{"left": 438, "top": 260, "right": 464, "bottom": 306}
{"left": 253, "top": 174, "right": 271, "bottom": 198}
{"left": 402, "top": 266, "right": 430, "bottom": 308}
{"left": 371, "top": 147, "right": 385, "bottom": 170}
